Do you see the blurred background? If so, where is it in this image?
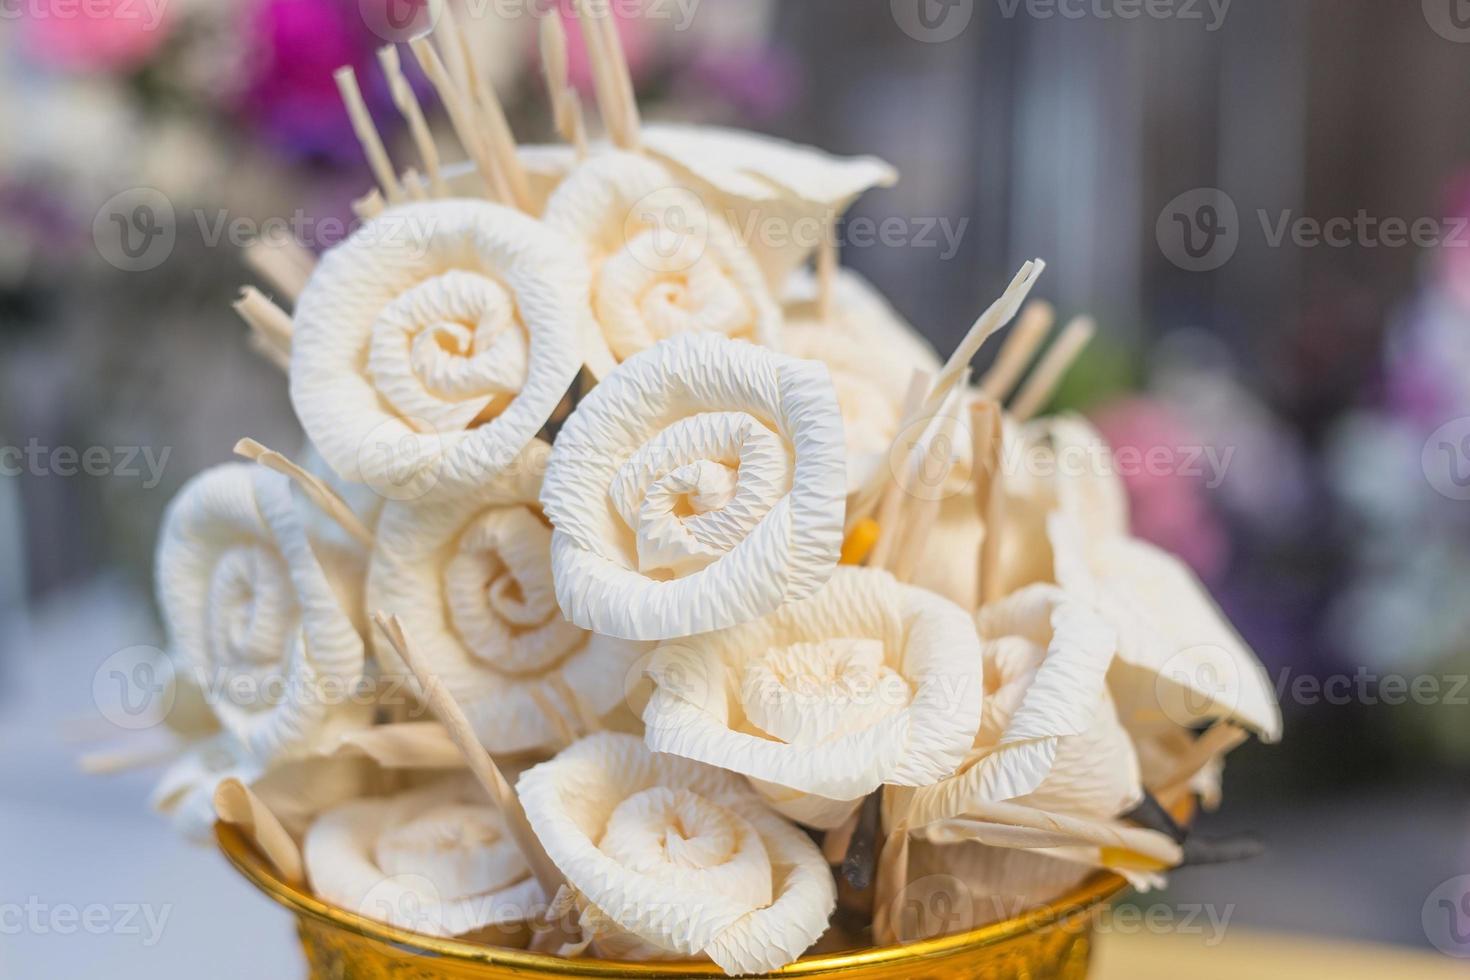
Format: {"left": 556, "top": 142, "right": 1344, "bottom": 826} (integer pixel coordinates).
{"left": 2, "top": 0, "right": 1469, "bottom": 976}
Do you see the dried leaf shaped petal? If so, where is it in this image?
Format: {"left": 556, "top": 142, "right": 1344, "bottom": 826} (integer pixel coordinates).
{"left": 544, "top": 151, "right": 780, "bottom": 374}
{"left": 155, "top": 464, "right": 369, "bottom": 764}
{"left": 641, "top": 124, "right": 897, "bottom": 291}
{"left": 899, "top": 839, "right": 1093, "bottom": 936}
{"left": 290, "top": 200, "right": 589, "bottom": 498}
{"left": 541, "top": 332, "right": 847, "bottom": 640}
{"left": 516, "top": 732, "right": 835, "bottom": 975}
{"left": 366, "top": 441, "right": 648, "bottom": 754}
{"left": 1049, "top": 513, "right": 1283, "bottom": 742}
{"left": 642, "top": 567, "right": 983, "bottom": 807}
{"left": 305, "top": 777, "right": 544, "bottom": 938}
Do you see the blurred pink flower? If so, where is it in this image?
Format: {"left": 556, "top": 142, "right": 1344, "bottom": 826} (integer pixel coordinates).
{"left": 553, "top": 1, "right": 655, "bottom": 93}
{"left": 1091, "top": 397, "right": 1231, "bottom": 583}
{"left": 22, "top": 0, "right": 173, "bottom": 73}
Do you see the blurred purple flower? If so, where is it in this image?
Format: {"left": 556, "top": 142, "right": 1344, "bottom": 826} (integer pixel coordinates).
{"left": 684, "top": 46, "right": 800, "bottom": 121}
{"left": 236, "top": 0, "right": 392, "bottom": 165}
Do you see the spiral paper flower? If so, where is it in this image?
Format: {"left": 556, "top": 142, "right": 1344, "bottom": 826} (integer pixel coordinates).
{"left": 781, "top": 269, "right": 942, "bottom": 492}
{"left": 543, "top": 151, "right": 780, "bottom": 374}
{"left": 894, "top": 585, "right": 1141, "bottom": 835}
{"left": 516, "top": 732, "right": 835, "bottom": 975}
{"left": 290, "top": 200, "right": 590, "bottom": 498}
{"left": 640, "top": 124, "right": 898, "bottom": 292}
{"left": 367, "top": 440, "right": 646, "bottom": 754}
{"left": 304, "top": 778, "right": 544, "bottom": 938}
{"left": 155, "top": 464, "right": 369, "bottom": 764}
{"left": 540, "top": 332, "right": 847, "bottom": 641}
{"left": 640, "top": 567, "right": 983, "bottom": 820}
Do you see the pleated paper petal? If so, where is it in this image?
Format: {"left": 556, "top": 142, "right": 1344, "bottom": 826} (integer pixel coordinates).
{"left": 896, "top": 585, "right": 1140, "bottom": 833}
{"left": 155, "top": 464, "right": 370, "bottom": 764}
{"left": 366, "top": 440, "right": 648, "bottom": 754}
{"left": 540, "top": 332, "right": 847, "bottom": 640}
{"left": 781, "top": 268, "right": 942, "bottom": 492}
{"left": 515, "top": 732, "right": 834, "bottom": 975}
{"left": 641, "top": 124, "right": 897, "bottom": 291}
{"left": 641, "top": 567, "right": 983, "bottom": 807}
{"left": 1049, "top": 514, "right": 1283, "bottom": 742}
{"left": 543, "top": 151, "right": 780, "bottom": 374}
{"left": 290, "top": 199, "right": 589, "bottom": 498}
{"left": 900, "top": 839, "right": 1093, "bottom": 937}
{"left": 305, "top": 777, "right": 544, "bottom": 938}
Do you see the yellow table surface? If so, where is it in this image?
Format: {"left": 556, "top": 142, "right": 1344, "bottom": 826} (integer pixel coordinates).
{"left": 1092, "top": 929, "right": 1468, "bottom": 979}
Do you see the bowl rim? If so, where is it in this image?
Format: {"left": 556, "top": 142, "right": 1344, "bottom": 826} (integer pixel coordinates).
{"left": 217, "top": 822, "right": 1127, "bottom": 977}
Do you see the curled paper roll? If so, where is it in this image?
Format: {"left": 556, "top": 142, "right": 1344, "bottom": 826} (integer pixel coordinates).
{"left": 290, "top": 200, "right": 589, "bottom": 499}
{"left": 540, "top": 332, "right": 847, "bottom": 641}
{"left": 544, "top": 150, "right": 780, "bottom": 374}
{"left": 155, "top": 464, "right": 369, "bottom": 764}
{"left": 896, "top": 584, "right": 1142, "bottom": 835}
{"left": 516, "top": 732, "right": 835, "bottom": 975}
{"left": 640, "top": 566, "right": 984, "bottom": 812}
{"left": 366, "top": 441, "right": 647, "bottom": 755}
{"left": 304, "top": 778, "right": 544, "bottom": 938}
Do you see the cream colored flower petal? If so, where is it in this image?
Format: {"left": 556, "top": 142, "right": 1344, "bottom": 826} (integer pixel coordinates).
{"left": 155, "top": 464, "right": 369, "bottom": 763}
{"left": 305, "top": 777, "right": 544, "bottom": 938}
{"left": 290, "top": 200, "right": 589, "bottom": 498}
{"left": 898, "top": 586, "right": 1139, "bottom": 831}
{"left": 909, "top": 494, "right": 985, "bottom": 611}
{"left": 515, "top": 732, "right": 834, "bottom": 975}
{"left": 642, "top": 567, "right": 983, "bottom": 806}
{"left": 151, "top": 735, "right": 372, "bottom": 842}
{"left": 367, "top": 441, "right": 647, "bottom": 754}
{"left": 641, "top": 124, "right": 897, "bottom": 291}
{"left": 781, "top": 268, "right": 942, "bottom": 492}
{"left": 902, "top": 839, "right": 1093, "bottom": 935}
{"left": 541, "top": 332, "right": 847, "bottom": 640}
{"left": 747, "top": 777, "right": 863, "bottom": 831}
{"left": 543, "top": 151, "right": 780, "bottom": 374}
{"left": 1050, "top": 514, "right": 1282, "bottom": 742}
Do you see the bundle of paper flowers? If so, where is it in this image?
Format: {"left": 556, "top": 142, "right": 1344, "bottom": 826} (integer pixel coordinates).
{"left": 114, "top": 4, "right": 1283, "bottom": 975}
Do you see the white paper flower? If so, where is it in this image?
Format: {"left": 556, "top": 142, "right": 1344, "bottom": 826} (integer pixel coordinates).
{"left": 781, "top": 268, "right": 941, "bottom": 492}
{"left": 641, "top": 567, "right": 983, "bottom": 820}
{"left": 516, "top": 732, "right": 835, "bottom": 975}
{"left": 1049, "top": 514, "right": 1283, "bottom": 743}
{"left": 151, "top": 733, "right": 371, "bottom": 842}
{"left": 290, "top": 199, "right": 590, "bottom": 498}
{"left": 540, "top": 332, "right": 847, "bottom": 641}
{"left": 543, "top": 151, "right": 780, "bottom": 374}
{"left": 894, "top": 585, "right": 1141, "bottom": 836}
{"left": 366, "top": 441, "right": 647, "bottom": 755}
{"left": 155, "top": 464, "right": 370, "bottom": 764}
{"left": 641, "top": 124, "right": 897, "bottom": 292}
{"left": 304, "top": 777, "right": 545, "bottom": 938}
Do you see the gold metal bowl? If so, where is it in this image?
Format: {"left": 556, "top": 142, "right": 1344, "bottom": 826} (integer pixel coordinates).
{"left": 217, "top": 823, "right": 1127, "bottom": 979}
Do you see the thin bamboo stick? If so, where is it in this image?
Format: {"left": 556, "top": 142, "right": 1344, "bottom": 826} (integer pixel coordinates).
{"left": 234, "top": 439, "right": 375, "bottom": 549}
{"left": 334, "top": 67, "right": 404, "bottom": 203}
{"left": 1010, "top": 315, "right": 1095, "bottom": 422}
